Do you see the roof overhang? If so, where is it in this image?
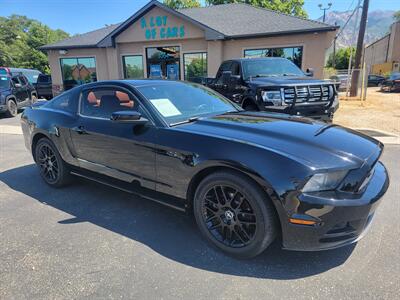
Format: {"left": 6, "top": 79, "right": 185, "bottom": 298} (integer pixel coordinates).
{"left": 224, "top": 25, "right": 339, "bottom": 40}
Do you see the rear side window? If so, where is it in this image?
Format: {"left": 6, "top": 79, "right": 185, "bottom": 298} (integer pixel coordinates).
{"left": 80, "top": 88, "right": 139, "bottom": 119}
{"left": 18, "top": 76, "right": 28, "bottom": 86}
{"left": 45, "top": 92, "right": 75, "bottom": 113}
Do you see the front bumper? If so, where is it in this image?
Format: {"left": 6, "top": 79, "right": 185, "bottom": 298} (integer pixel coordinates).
{"left": 0, "top": 104, "right": 7, "bottom": 113}
{"left": 281, "top": 161, "right": 389, "bottom": 251}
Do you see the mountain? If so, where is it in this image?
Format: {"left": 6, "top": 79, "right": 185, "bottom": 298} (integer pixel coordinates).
{"left": 317, "top": 9, "right": 396, "bottom": 48}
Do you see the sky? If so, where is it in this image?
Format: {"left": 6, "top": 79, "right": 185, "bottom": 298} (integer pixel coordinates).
{"left": 0, "top": 0, "right": 399, "bottom": 35}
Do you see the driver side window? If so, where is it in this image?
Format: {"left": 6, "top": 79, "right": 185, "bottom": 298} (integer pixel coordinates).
{"left": 80, "top": 87, "right": 139, "bottom": 119}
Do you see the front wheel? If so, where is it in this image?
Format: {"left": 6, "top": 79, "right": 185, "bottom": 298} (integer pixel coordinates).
{"left": 193, "top": 171, "right": 277, "bottom": 259}
{"left": 34, "top": 138, "right": 71, "bottom": 187}
{"left": 5, "top": 99, "right": 18, "bottom": 117}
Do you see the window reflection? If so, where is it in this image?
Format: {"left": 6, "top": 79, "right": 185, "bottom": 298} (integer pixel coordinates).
{"left": 123, "top": 55, "right": 144, "bottom": 79}
{"left": 183, "top": 52, "right": 207, "bottom": 83}
{"left": 244, "top": 47, "right": 303, "bottom": 68}
{"left": 60, "top": 57, "right": 97, "bottom": 90}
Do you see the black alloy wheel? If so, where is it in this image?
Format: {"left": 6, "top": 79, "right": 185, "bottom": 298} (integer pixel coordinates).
{"left": 202, "top": 185, "right": 257, "bottom": 248}
{"left": 35, "top": 138, "right": 71, "bottom": 187}
{"left": 37, "top": 143, "right": 59, "bottom": 184}
{"left": 194, "top": 171, "right": 277, "bottom": 259}
{"left": 6, "top": 100, "right": 18, "bottom": 117}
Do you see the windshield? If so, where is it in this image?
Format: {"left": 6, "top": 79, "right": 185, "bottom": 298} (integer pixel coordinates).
{"left": 242, "top": 58, "right": 304, "bottom": 79}
{"left": 137, "top": 81, "right": 240, "bottom": 125}
{"left": 0, "top": 76, "right": 10, "bottom": 88}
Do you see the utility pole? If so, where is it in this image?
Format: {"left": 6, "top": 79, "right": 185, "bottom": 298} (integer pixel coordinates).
{"left": 350, "top": 0, "right": 369, "bottom": 97}
{"left": 319, "top": 2, "right": 332, "bottom": 22}
{"left": 332, "top": 22, "right": 337, "bottom": 68}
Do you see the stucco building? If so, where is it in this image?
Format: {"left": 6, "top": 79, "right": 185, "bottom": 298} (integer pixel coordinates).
{"left": 364, "top": 21, "right": 400, "bottom": 75}
{"left": 41, "top": 0, "right": 337, "bottom": 95}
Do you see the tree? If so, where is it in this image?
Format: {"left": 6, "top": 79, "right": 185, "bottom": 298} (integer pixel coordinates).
{"left": 0, "top": 15, "right": 69, "bottom": 73}
{"left": 394, "top": 11, "right": 400, "bottom": 22}
{"left": 205, "top": 0, "right": 307, "bottom": 18}
{"left": 163, "top": 0, "right": 201, "bottom": 9}
{"left": 326, "top": 47, "right": 355, "bottom": 70}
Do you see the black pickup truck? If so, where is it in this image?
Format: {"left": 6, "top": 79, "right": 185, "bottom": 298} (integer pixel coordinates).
{"left": 207, "top": 58, "right": 339, "bottom": 122}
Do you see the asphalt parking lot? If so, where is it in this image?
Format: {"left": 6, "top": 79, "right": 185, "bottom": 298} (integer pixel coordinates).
{"left": 0, "top": 114, "right": 399, "bottom": 299}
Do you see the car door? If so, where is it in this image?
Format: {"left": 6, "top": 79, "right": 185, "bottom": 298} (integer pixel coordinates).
{"left": 212, "top": 61, "right": 232, "bottom": 97}
{"left": 69, "top": 85, "right": 157, "bottom": 190}
{"left": 16, "top": 76, "right": 30, "bottom": 105}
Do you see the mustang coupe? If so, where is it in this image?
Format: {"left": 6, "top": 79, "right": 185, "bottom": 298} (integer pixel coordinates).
{"left": 21, "top": 80, "right": 389, "bottom": 258}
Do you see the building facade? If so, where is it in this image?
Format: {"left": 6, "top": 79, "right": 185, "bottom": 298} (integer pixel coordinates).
{"left": 364, "top": 21, "right": 400, "bottom": 75}
{"left": 41, "top": 0, "right": 337, "bottom": 95}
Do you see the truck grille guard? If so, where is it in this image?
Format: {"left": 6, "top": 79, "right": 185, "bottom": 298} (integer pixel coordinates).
{"left": 258, "top": 84, "right": 337, "bottom": 110}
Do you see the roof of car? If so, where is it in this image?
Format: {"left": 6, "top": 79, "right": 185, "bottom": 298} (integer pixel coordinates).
{"left": 40, "top": 1, "right": 337, "bottom": 50}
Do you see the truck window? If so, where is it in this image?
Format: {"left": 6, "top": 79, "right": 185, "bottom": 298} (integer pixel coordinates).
{"left": 216, "top": 61, "right": 232, "bottom": 84}
{"left": 230, "top": 62, "right": 240, "bottom": 76}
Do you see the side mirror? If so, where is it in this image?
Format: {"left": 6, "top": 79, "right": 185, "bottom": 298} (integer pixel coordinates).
{"left": 111, "top": 111, "right": 148, "bottom": 125}
{"left": 305, "top": 68, "right": 314, "bottom": 77}
{"left": 14, "top": 83, "right": 22, "bottom": 88}
{"left": 221, "top": 71, "right": 232, "bottom": 85}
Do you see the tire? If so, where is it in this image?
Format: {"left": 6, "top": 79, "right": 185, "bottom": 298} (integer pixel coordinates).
{"left": 243, "top": 103, "right": 259, "bottom": 111}
{"left": 5, "top": 99, "right": 18, "bottom": 117}
{"left": 193, "top": 171, "right": 277, "bottom": 259}
{"left": 34, "top": 138, "right": 71, "bottom": 187}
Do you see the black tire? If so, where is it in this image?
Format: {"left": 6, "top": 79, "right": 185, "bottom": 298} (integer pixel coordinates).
{"left": 193, "top": 171, "right": 277, "bottom": 259}
{"left": 34, "top": 138, "right": 71, "bottom": 187}
{"left": 243, "top": 103, "right": 259, "bottom": 111}
{"left": 5, "top": 99, "right": 18, "bottom": 117}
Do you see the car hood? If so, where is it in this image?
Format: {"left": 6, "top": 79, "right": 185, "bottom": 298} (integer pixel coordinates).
{"left": 175, "top": 112, "right": 382, "bottom": 170}
{"left": 247, "top": 76, "right": 333, "bottom": 86}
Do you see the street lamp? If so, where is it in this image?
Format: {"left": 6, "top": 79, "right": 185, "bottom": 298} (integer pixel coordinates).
{"left": 319, "top": 2, "right": 332, "bottom": 22}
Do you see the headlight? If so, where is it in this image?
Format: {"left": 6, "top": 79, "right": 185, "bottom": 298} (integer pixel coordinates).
{"left": 302, "top": 170, "right": 348, "bottom": 192}
{"left": 261, "top": 90, "right": 286, "bottom": 106}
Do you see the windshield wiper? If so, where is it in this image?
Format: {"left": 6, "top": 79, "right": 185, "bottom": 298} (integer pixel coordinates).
{"left": 170, "top": 117, "right": 200, "bottom": 127}
{"left": 253, "top": 74, "right": 277, "bottom": 78}
{"left": 282, "top": 73, "right": 299, "bottom": 76}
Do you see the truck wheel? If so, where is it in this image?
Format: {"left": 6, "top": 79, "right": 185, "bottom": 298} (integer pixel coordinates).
{"left": 5, "top": 99, "right": 18, "bottom": 117}
{"left": 193, "top": 170, "right": 277, "bottom": 259}
{"left": 244, "top": 104, "right": 258, "bottom": 111}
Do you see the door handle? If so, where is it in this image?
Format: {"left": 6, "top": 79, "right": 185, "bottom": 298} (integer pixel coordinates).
{"left": 72, "top": 125, "right": 86, "bottom": 135}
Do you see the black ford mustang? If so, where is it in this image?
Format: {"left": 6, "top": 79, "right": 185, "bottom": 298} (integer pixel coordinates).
{"left": 21, "top": 80, "right": 389, "bottom": 258}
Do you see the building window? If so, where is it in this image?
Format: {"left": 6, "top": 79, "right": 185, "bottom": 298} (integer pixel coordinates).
{"left": 60, "top": 57, "right": 97, "bottom": 90}
{"left": 244, "top": 47, "right": 303, "bottom": 68}
{"left": 122, "top": 55, "right": 144, "bottom": 79}
{"left": 183, "top": 52, "right": 207, "bottom": 83}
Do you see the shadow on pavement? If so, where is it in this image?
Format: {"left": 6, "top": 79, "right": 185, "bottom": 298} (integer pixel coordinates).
{"left": 0, "top": 164, "right": 355, "bottom": 280}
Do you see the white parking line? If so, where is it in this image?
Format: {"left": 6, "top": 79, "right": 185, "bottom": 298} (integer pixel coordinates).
{"left": 0, "top": 125, "right": 23, "bottom": 135}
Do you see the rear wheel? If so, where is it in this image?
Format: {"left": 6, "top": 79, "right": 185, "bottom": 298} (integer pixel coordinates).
{"left": 193, "top": 171, "right": 277, "bottom": 259}
{"left": 5, "top": 99, "right": 18, "bottom": 117}
{"left": 34, "top": 138, "right": 71, "bottom": 187}
{"left": 243, "top": 103, "right": 259, "bottom": 111}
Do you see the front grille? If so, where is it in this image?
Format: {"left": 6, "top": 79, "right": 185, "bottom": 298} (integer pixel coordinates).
{"left": 283, "top": 85, "right": 332, "bottom": 104}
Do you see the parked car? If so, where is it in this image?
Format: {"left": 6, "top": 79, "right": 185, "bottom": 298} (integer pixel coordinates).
{"left": 21, "top": 80, "right": 389, "bottom": 258}
{"left": 329, "top": 74, "right": 350, "bottom": 91}
{"left": 36, "top": 74, "right": 53, "bottom": 99}
{"left": 0, "top": 67, "right": 42, "bottom": 86}
{"left": 380, "top": 73, "right": 400, "bottom": 92}
{"left": 0, "top": 74, "right": 37, "bottom": 117}
{"left": 207, "top": 58, "right": 339, "bottom": 122}
{"left": 368, "top": 74, "right": 386, "bottom": 87}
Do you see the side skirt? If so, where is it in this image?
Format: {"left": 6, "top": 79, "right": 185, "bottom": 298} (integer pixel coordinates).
{"left": 70, "top": 170, "right": 187, "bottom": 213}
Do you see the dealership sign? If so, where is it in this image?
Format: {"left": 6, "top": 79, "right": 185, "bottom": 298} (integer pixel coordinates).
{"left": 141, "top": 16, "right": 185, "bottom": 40}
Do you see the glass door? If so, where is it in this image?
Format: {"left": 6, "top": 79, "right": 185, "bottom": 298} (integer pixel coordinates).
{"left": 146, "top": 46, "right": 180, "bottom": 80}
